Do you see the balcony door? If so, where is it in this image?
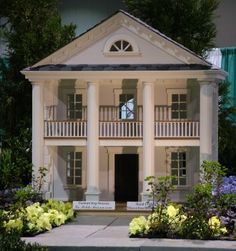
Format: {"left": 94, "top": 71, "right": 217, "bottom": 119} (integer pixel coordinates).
{"left": 115, "top": 154, "right": 139, "bottom": 202}
{"left": 67, "top": 93, "right": 83, "bottom": 120}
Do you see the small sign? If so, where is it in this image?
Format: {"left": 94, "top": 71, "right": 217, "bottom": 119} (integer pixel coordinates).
{"left": 73, "top": 201, "right": 115, "bottom": 210}
{"left": 127, "top": 201, "right": 153, "bottom": 211}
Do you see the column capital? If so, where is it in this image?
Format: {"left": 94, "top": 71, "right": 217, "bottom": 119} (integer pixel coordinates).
{"left": 142, "top": 80, "right": 155, "bottom": 86}
{"left": 197, "top": 78, "right": 220, "bottom": 85}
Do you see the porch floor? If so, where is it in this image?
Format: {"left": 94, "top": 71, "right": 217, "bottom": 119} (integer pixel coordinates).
{"left": 22, "top": 215, "right": 236, "bottom": 250}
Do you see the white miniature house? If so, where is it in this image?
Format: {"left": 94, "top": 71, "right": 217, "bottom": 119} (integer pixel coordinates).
{"left": 22, "top": 10, "right": 226, "bottom": 203}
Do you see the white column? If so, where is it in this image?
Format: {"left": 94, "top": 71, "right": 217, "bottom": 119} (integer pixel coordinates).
{"left": 142, "top": 82, "right": 155, "bottom": 201}
{"left": 85, "top": 82, "right": 100, "bottom": 201}
{"left": 199, "top": 81, "right": 214, "bottom": 165}
{"left": 32, "top": 82, "right": 44, "bottom": 184}
{"left": 212, "top": 84, "right": 219, "bottom": 161}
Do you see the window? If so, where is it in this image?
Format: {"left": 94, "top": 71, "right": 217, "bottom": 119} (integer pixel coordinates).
{"left": 103, "top": 34, "right": 139, "bottom": 56}
{"left": 110, "top": 40, "right": 133, "bottom": 52}
{"left": 119, "top": 94, "right": 135, "bottom": 119}
{"left": 171, "top": 151, "right": 187, "bottom": 186}
{"left": 66, "top": 152, "right": 82, "bottom": 186}
{"left": 67, "top": 94, "right": 82, "bottom": 119}
{"left": 171, "top": 93, "right": 187, "bottom": 119}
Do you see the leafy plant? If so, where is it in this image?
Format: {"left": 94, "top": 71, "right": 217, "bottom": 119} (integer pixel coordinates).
{"left": 32, "top": 166, "right": 48, "bottom": 194}
{"left": 145, "top": 176, "right": 174, "bottom": 211}
{"left": 3, "top": 200, "right": 74, "bottom": 236}
{"left": 124, "top": 0, "right": 219, "bottom": 56}
{"left": 0, "top": 231, "right": 47, "bottom": 251}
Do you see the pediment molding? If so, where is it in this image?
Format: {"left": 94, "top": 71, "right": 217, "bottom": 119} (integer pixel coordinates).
{"left": 32, "top": 11, "right": 210, "bottom": 67}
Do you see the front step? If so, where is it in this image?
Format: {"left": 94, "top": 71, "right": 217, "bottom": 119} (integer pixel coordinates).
{"left": 76, "top": 202, "right": 151, "bottom": 216}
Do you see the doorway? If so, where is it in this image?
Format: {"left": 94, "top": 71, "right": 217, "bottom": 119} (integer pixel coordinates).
{"left": 115, "top": 154, "right": 139, "bottom": 202}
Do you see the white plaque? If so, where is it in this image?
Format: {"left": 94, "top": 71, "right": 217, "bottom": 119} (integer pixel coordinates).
{"left": 73, "top": 201, "right": 115, "bottom": 210}
{"left": 127, "top": 201, "right": 153, "bottom": 211}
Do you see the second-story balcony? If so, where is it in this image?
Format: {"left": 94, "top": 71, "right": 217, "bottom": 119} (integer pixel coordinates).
{"left": 44, "top": 106, "right": 200, "bottom": 139}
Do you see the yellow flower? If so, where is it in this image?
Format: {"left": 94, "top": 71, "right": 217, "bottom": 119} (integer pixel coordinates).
{"left": 129, "top": 216, "right": 147, "bottom": 235}
{"left": 4, "top": 218, "right": 23, "bottom": 232}
{"left": 208, "top": 216, "right": 221, "bottom": 230}
{"left": 220, "top": 227, "right": 227, "bottom": 234}
{"left": 167, "top": 205, "right": 179, "bottom": 218}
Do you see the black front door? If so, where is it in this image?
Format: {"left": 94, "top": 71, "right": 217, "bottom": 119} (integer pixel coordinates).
{"left": 115, "top": 154, "right": 138, "bottom": 202}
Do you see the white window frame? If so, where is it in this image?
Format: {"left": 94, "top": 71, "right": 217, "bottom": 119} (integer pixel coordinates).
{"left": 166, "top": 147, "right": 189, "bottom": 187}
{"left": 66, "top": 151, "right": 82, "bottom": 186}
{"left": 114, "top": 88, "right": 137, "bottom": 120}
{"left": 63, "top": 88, "right": 86, "bottom": 120}
{"left": 103, "top": 34, "right": 140, "bottom": 56}
{"left": 167, "top": 89, "right": 188, "bottom": 120}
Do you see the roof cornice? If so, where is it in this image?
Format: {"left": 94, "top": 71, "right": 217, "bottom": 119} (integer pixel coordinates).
{"left": 21, "top": 69, "right": 227, "bottom": 83}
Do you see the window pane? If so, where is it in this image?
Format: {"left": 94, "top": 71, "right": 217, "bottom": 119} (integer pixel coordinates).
{"left": 123, "top": 40, "right": 129, "bottom": 48}
{"left": 180, "top": 169, "right": 186, "bottom": 176}
{"left": 171, "top": 169, "right": 178, "bottom": 176}
{"left": 179, "top": 103, "right": 187, "bottom": 110}
{"left": 180, "top": 112, "right": 187, "bottom": 119}
{"left": 75, "top": 160, "right": 81, "bottom": 167}
{"left": 75, "top": 177, "right": 82, "bottom": 185}
{"left": 75, "top": 152, "right": 82, "bottom": 159}
{"left": 171, "top": 161, "right": 178, "bottom": 169}
{"left": 172, "top": 94, "right": 179, "bottom": 102}
{"left": 179, "top": 178, "right": 186, "bottom": 185}
{"left": 179, "top": 152, "right": 186, "bottom": 159}
{"left": 171, "top": 112, "right": 178, "bottom": 119}
{"left": 76, "top": 94, "right": 82, "bottom": 102}
{"left": 75, "top": 169, "right": 81, "bottom": 176}
{"left": 126, "top": 45, "right": 133, "bottom": 51}
{"left": 172, "top": 177, "right": 178, "bottom": 185}
{"left": 110, "top": 45, "right": 117, "bottom": 51}
{"left": 180, "top": 94, "right": 187, "bottom": 101}
{"left": 115, "top": 40, "right": 121, "bottom": 49}
{"left": 67, "top": 177, "right": 73, "bottom": 185}
{"left": 171, "top": 103, "right": 179, "bottom": 110}
{"left": 171, "top": 152, "right": 178, "bottom": 160}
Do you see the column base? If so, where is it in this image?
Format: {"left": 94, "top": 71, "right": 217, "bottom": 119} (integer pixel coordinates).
{"left": 85, "top": 190, "right": 100, "bottom": 201}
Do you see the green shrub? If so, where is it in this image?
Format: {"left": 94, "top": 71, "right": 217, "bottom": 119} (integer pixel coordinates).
{"left": 0, "top": 231, "right": 47, "bottom": 251}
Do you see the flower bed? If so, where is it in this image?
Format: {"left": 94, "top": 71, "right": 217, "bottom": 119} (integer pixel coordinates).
{"left": 3, "top": 199, "right": 75, "bottom": 236}
{"left": 129, "top": 161, "right": 236, "bottom": 240}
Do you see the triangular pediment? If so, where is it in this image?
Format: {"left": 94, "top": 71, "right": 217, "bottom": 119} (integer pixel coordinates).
{"left": 32, "top": 10, "right": 210, "bottom": 68}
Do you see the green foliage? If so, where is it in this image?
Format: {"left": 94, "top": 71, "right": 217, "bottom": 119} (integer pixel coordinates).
{"left": 124, "top": 0, "right": 219, "bottom": 55}
{"left": 3, "top": 200, "right": 75, "bottom": 236}
{"left": 0, "top": 146, "right": 32, "bottom": 189}
{"left": 32, "top": 166, "right": 48, "bottom": 193}
{"left": 218, "top": 82, "right": 236, "bottom": 175}
{"left": 0, "top": 0, "right": 76, "bottom": 188}
{"left": 14, "top": 185, "right": 42, "bottom": 208}
{"left": 129, "top": 204, "right": 187, "bottom": 238}
{"left": 180, "top": 161, "right": 232, "bottom": 239}
{"left": 0, "top": 231, "right": 47, "bottom": 251}
{"left": 200, "top": 160, "right": 227, "bottom": 189}
{"left": 145, "top": 176, "right": 174, "bottom": 210}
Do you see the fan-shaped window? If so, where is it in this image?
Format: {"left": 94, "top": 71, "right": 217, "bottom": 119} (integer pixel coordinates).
{"left": 110, "top": 40, "right": 133, "bottom": 52}
{"left": 104, "top": 34, "right": 139, "bottom": 56}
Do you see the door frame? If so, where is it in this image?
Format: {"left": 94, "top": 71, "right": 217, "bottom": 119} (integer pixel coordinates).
{"left": 106, "top": 147, "right": 143, "bottom": 201}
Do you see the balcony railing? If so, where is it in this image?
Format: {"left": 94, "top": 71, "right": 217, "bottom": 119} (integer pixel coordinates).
{"left": 45, "top": 121, "right": 87, "bottom": 137}
{"left": 99, "top": 121, "right": 143, "bottom": 138}
{"left": 44, "top": 120, "right": 199, "bottom": 138}
{"left": 44, "top": 105, "right": 199, "bottom": 138}
{"left": 155, "top": 121, "right": 199, "bottom": 138}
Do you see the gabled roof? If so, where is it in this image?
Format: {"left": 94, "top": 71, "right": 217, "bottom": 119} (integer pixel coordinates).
{"left": 29, "top": 10, "right": 211, "bottom": 69}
